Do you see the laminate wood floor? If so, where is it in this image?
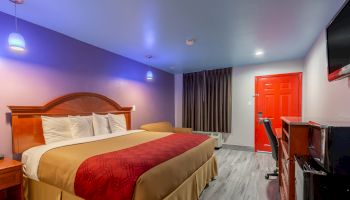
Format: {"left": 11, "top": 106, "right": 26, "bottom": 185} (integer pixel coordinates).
{"left": 200, "top": 149, "right": 280, "bottom": 200}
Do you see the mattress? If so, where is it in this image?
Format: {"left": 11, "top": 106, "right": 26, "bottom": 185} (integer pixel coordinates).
{"left": 22, "top": 130, "right": 216, "bottom": 200}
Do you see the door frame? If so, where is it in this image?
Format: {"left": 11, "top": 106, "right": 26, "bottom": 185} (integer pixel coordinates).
{"left": 254, "top": 72, "right": 302, "bottom": 152}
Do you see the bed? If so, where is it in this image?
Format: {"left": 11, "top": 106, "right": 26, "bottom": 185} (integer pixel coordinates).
{"left": 9, "top": 92, "right": 217, "bottom": 200}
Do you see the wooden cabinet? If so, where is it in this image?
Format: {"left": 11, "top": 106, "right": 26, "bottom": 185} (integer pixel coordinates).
{"left": 278, "top": 117, "right": 309, "bottom": 200}
{"left": 0, "top": 158, "right": 23, "bottom": 200}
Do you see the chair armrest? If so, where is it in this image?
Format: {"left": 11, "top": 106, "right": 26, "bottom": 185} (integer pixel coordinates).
{"left": 173, "top": 127, "right": 193, "bottom": 133}
{"left": 140, "top": 122, "right": 174, "bottom": 132}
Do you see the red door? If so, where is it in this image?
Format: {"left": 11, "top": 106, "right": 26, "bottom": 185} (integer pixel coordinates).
{"left": 255, "top": 72, "right": 302, "bottom": 152}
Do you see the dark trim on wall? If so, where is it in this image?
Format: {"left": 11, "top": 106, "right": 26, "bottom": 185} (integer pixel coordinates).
{"left": 222, "top": 144, "right": 254, "bottom": 152}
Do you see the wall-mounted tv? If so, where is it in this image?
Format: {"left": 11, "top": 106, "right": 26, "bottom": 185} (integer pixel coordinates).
{"left": 327, "top": 1, "right": 350, "bottom": 81}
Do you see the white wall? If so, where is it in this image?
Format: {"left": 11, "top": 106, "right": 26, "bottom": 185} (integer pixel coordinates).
{"left": 174, "top": 74, "right": 183, "bottom": 127}
{"left": 226, "top": 60, "right": 304, "bottom": 147}
{"left": 303, "top": 31, "right": 350, "bottom": 120}
{"left": 174, "top": 30, "right": 350, "bottom": 147}
{"left": 174, "top": 60, "right": 304, "bottom": 147}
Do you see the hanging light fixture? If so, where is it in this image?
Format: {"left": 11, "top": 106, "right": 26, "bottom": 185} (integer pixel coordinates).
{"left": 146, "top": 71, "right": 154, "bottom": 80}
{"left": 8, "top": 0, "right": 26, "bottom": 52}
{"left": 145, "top": 55, "right": 154, "bottom": 81}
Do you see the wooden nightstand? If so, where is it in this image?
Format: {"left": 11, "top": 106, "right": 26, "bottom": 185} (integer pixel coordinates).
{"left": 0, "top": 158, "right": 23, "bottom": 200}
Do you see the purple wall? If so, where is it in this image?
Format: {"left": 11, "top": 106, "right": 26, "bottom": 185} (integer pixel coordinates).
{"left": 0, "top": 12, "right": 174, "bottom": 157}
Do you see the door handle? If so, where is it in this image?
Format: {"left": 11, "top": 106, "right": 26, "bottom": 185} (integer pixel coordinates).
{"left": 257, "top": 112, "right": 263, "bottom": 124}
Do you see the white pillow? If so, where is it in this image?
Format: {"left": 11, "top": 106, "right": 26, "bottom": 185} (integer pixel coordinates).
{"left": 68, "top": 115, "right": 94, "bottom": 138}
{"left": 41, "top": 116, "right": 72, "bottom": 144}
{"left": 92, "top": 113, "right": 110, "bottom": 136}
{"left": 108, "top": 114, "right": 127, "bottom": 132}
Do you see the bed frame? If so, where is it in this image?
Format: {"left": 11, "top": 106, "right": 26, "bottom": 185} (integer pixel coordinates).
{"left": 8, "top": 92, "right": 132, "bottom": 154}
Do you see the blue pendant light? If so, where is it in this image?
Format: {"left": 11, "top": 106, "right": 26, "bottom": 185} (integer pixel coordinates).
{"left": 8, "top": 0, "right": 26, "bottom": 52}
{"left": 8, "top": 32, "right": 26, "bottom": 51}
{"left": 146, "top": 71, "right": 154, "bottom": 80}
{"left": 146, "top": 55, "right": 154, "bottom": 81}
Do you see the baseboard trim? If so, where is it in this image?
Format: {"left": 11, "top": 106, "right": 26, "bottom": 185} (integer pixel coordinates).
{"left": 222, "top": 144, "right": 254, "bottom": 152}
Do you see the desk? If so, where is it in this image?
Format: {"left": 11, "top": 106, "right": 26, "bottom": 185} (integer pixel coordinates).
{"left": 278, "top": 117, "right": 309, "bottom": 200}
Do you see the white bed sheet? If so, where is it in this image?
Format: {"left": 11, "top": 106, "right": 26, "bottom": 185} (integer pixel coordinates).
{"left": 22, "top": 130, "right": 145, "bottom": 181}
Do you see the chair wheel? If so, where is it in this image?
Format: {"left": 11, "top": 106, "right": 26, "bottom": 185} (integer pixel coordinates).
{"left": 265, "top": 174, "right": 269, "bottom": 179}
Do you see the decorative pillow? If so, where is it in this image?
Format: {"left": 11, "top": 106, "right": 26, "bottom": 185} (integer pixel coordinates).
{"left": 108, "top": 114, "right": 127, "bottom": 132}
{"left": 68, "top": 115, "right": 94, "bottom": 138}
{"left": 92, "top": 113, "right": 110, "bottom": 136}
{"left": 41, "top": 116, "right": 73, "bottom": 144}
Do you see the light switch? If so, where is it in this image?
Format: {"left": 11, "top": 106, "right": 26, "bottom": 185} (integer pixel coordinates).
{"left": 132, "top": 105, "right": 136, "bottom": 111}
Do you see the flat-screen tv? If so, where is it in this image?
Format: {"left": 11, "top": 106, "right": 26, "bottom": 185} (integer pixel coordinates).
{"left": 327, "top": 1, "right": 350, "bottom": 81}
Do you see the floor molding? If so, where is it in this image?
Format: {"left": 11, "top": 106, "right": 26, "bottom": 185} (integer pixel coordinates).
{"left": 221, "top": 144, "right": 254, "bottom": 152}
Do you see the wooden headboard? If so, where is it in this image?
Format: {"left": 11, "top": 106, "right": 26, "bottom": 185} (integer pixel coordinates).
{"left": 8, "top": 92, "right": 132, "bottom": 154}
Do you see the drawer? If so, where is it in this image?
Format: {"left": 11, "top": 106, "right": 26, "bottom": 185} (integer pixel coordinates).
{"left": 0, "top": 170, "right": 21, "bottom": 190}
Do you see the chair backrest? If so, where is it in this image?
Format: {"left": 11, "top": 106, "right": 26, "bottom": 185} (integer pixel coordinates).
{"left": 262, "top": 118, "right": 278, "bottom": 161}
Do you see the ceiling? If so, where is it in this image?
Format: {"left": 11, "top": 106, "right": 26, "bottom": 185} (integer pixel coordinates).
{"left": 0, "top": 0, "right": 346, "bottom": 73}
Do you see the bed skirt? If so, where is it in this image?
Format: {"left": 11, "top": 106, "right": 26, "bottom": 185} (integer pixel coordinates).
{"left": 24, "top": 155, "right": 217, "bottom": 200}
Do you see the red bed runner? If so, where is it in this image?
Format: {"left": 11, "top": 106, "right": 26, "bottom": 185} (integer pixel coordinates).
{"left": 74, "top": 133, "right": 210, "bottom": 200}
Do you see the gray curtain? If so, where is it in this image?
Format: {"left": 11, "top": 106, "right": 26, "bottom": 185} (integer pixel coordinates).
{"left": 183, "top": 68, "right": 232, "bottom": 133}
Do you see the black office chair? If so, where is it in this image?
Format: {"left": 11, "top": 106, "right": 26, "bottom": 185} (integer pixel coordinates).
{"left": 262, "top": 118, "right": 278, "bottom": 179}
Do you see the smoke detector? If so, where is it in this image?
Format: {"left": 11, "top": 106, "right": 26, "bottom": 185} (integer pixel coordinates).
{"left": 186, "top": 38, "right": 196, "bottom": 46}
{"left": 145, "top": 55, "right": 153, "bottom": 59}
{"left": 10, "top": 0, "right": 25, "bottom": 4}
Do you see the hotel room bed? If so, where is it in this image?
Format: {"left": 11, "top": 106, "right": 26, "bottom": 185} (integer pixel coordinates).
{"left": 9, "top": 93, "right": 217, "bottom": 200}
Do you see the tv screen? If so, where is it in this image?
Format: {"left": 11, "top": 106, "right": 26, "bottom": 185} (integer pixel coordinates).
{"left": 327, "top": 1, "right": 350, "bottom": 81}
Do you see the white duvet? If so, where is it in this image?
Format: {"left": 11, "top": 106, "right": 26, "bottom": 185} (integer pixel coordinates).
{"left": 22, "top": 130, "right": 145, "bottom": 181}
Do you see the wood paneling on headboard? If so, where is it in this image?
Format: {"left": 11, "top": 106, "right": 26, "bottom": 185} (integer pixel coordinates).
{"left": 8, "top": 92, "right": 132, "bottom": 154}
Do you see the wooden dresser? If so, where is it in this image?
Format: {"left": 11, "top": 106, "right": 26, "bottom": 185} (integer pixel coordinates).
{"left": 278, "top": 117, "right": 309, "bottom": 200}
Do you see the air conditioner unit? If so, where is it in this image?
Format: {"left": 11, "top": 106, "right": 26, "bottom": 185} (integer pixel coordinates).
{"left": 193, "top": 131, "right": 223, "bottom": 149}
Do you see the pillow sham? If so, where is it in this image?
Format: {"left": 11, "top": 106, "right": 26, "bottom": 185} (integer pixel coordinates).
{"left": 108, "top": 113, "right": 127, "bottom": 132}
{"left": 41, "top": 116, "right": 72, "bottom": 144}
{"left": 68, "top": 115, "right": 94, "bottom": 138}
{"left": 92, "top": 113, "right": 111, "bottom": 136}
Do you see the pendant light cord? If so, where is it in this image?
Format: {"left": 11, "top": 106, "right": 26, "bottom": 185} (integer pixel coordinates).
{"left": 14, "top": 2, "right": 18, "bottom": 32}
{"left": 147, "top": 55, "right": 152, "bottom": 70}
